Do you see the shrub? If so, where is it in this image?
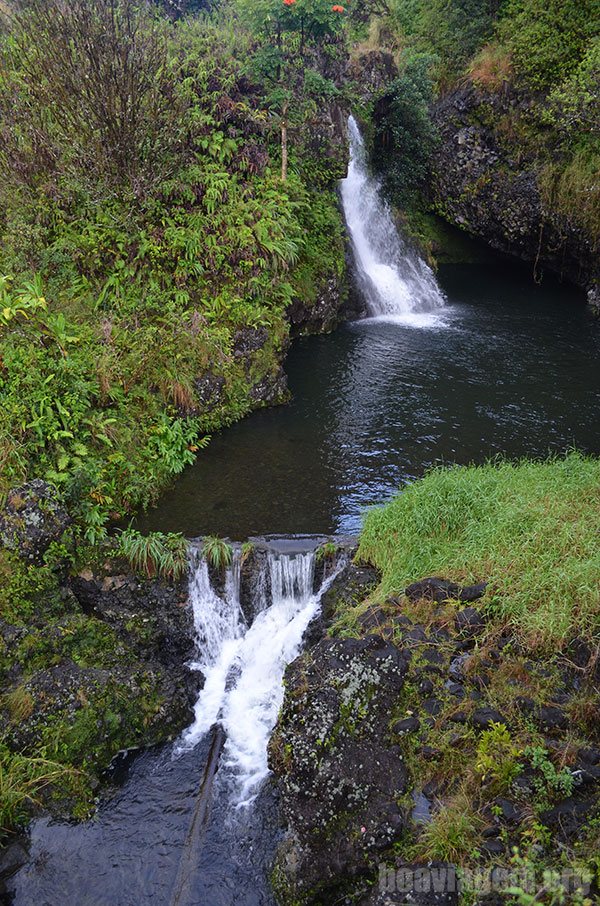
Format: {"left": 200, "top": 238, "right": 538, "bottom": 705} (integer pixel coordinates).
{"left": 1, "top": 0, "right": 177, "bottom": 190}
{"left": 499, "top": 0, "right": 597, "bottom": 91}
{"left": 371, "top": 52, "right": 439, "bottom": 206}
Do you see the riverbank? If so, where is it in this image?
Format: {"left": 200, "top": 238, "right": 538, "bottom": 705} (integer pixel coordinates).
{"left": 270, "top": 453, "right": 600, "bottom": 904}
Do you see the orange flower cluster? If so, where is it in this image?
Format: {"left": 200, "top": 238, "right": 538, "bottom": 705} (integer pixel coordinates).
{"left": 283, "top": 0, "right": 296, "bottom": 5}
{"left": 331, "top": 4, "right": 345, "bottom": 10}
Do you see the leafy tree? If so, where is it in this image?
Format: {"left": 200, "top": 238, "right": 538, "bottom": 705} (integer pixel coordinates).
{"left": 371, "top": 52, "right": 438, "bottom": 206}
{"left": 235, "top": 0, "right": 347, "bottom": 179}
{"left": 390, "top": 0, "right": 504, "bottom": 81}
{"left": 499, "top": 0, "right": 598, "bottom": 91}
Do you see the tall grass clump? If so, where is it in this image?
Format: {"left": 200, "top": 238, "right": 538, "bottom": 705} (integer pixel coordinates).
{"left": 202, "top": 535, "right": 233, "bottom": 570}
{"left": 117, "top": 528, "right": 189, "bottom": 580}
{"left": 0, "top": 745, "right": 81, "bottom": 833}
{"left": 358, "top": 453, "right": 600, "bottom": 647}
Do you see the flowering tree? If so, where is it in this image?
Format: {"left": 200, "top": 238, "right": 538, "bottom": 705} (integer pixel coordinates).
{"left": 236, "top": 0, "right": 348, "bottom": 179}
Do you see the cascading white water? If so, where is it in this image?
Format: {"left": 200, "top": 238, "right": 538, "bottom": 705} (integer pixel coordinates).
{"left": 340, "top": 115, "right": 445, "bottom": 323}
{"left": 178, "top": 546, "right": 344, "bottom": 807}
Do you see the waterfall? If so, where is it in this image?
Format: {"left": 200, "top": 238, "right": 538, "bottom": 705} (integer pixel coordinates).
{"left": 340, "top": 115, "right": 445, "bottom": 323}
{"left": 178, "top": 544, "right": 344, "bottom": 806}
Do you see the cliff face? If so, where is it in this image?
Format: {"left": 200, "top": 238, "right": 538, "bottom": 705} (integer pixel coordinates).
{"left": 429, "top": 84, "right": 599, "bottom": 304}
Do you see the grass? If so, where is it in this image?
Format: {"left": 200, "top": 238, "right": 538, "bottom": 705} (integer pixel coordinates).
{"left": 412, "top": 793, "right": 483, "bottom": 863}
{"left": 202, "top": 535, "right": 233, "bottom": 570}
{"left": 2, "top": 686, "right": 34, "bottom": 723}
{"left": 0, "top": 745, "right": 82, "bottom": 833}
{"left": 357, "top": 453, "right": 600, "bottom": 648}
{"left": 117, "top": 528, "right": 189, "bottom": 580}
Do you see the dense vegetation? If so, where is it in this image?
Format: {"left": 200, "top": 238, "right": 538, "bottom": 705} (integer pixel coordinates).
{"left": 0, "top": 0, "right": 348, "bottom": 542}
{"left": 360, "top": 0, "right": 599, "bottom": 243}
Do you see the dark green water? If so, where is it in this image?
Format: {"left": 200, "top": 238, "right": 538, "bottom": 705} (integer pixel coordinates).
{"left": 138, "top": 262, "right": 600, "bottom": 539}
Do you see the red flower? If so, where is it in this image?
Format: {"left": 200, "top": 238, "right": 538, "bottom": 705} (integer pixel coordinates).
{"left": 331, "top": 4, "right": 345, "bottom": 10}
{"left": 283, "top": 0, "right": 296, "bottom": 5}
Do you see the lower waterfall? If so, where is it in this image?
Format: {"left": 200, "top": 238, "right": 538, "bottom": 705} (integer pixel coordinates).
{"left": 8, "top": 540, "right": 345, "bottom": 906}
{"left": 179, "top": 543, "right": 343, "bottom": 806}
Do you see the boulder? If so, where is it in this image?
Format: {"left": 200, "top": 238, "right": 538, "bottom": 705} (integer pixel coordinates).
{"left": 0, "top": 480, "right": 70, "bottom": 563}
{"left": 270, "top": 635, "right": 410, "bottom": 904}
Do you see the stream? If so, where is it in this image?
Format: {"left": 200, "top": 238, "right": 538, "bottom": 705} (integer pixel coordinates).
{"left": 8, "top": 117, "right": 600, "bottom": 905}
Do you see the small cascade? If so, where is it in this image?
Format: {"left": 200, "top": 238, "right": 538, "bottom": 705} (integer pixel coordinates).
{"left": 178, "top": 543, "right": 345, "bottom": 806}
{"left": 340, "top": 115, "right": 445, "bottom": 323}
{"left": 177, "top": 547, "right": 244, "bottom": 748}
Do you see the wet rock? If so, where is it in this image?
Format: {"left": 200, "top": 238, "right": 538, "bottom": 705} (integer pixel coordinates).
{"left": 232, "top": 326, "right": 268, "bottom": 358}
{"left": 455, "top": 607, "right": 485, "bottom": 636}
{"left": 393, "top": 717, "right": 421, "bottom": 735}
{"left": 0, "top": 842, "right": 28, "bottom": 882}
{"left": 579, "top": 747, "right": 600, "bottom": 766}
{"left": 0, "top": 480, "right": 70, "bottom": 563}
{"left": 69, "top": 569, "right": 195, "bottom": 672}
{"left": 421, "top": 647, "right": 446, "bottom": 668}
{"left": 0, "top": 659, "right": 193, "bottom": 759}
{"left": 348, "top": 51, "right": 398, "bottom": 105}
{"left": 420, "top": 745, "right": 441, "bottom": 760}
{"left": 239, "top": 546, "right": 271, "bottom": 625}
{"left": 193, "top": 373, "right": 225, "bottom": 411}
{"left": 270, "top": 635, "right": 410, "bottom": 903}
{"left": 448, "top": 711, "right": 468, "bottom": 724}
{"left": 536, "top": 705, "right": 569, "bottom": 732}
{"left": 419, "top": 678, "right": 434, "bottom": 696}
{"left": 360, "top": 862, "right": 459, "bottom": 905}
{"left": 249, "top": 368, "right": 289, "bottom": 407}
{"left": 430, "top": 83, "right": 598, "bottom": 295}
{"left": 306, "top": 559, "right": 378, "bottom": 644}
{"left": 515, "top": 696, "right": 536, "bottom": 714}
{"left": 541, "top": 796, "right": 593, "bottom": 842}
{"left": 405, "top": 577, "right": 486, "bottom": 604}
{"left": 448, "top": 653, "right": 471, "bottom": 680}
{"left": 445, "top": 682, "right": 466, "bottom": 699}
{"left": 471, "top": 707, "right": 506, "bottom": 730}
{"left": 482, "top": 839, "right": 505, "bottom": 857}
{"left": 494, "top": 798, "right": 523, "bottom": 826}
{"left": 423, "top": 699, "right": 443, "bottom": 717}
{"left": 288, "top": 272, "right": 347, "bottom": 336}
{"left": 319, "top": 560, "right": 377, "bottom": 625}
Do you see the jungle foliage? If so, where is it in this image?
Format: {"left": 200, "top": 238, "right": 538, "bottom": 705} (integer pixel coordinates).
{"left": 0, "top": 0, "right": 348, "bottom": 540}
{"left": 363, "top": 0, "right": 599, "bottom": 238}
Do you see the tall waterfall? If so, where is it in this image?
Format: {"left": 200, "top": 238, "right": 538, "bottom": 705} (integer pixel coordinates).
{"left": 179, "top": 544, "right": 343, "bottom": 806}
{"left": 340, "top": 115, "right": 445, "bottom": 322}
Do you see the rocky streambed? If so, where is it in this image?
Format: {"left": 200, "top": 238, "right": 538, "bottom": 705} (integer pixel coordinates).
{"left": 1, "top": 487, "right": 599, "bottom": 906}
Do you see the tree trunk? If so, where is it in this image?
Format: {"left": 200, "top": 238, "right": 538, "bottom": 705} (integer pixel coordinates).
{"left": 281, "top": 101, "right": 288, "bottom": 182}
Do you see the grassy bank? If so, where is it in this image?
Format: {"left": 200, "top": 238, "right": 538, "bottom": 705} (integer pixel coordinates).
{"left": 356, "top": 453, "right": 600, "bottom": 648}
{"left": 303, "top": 455, "right": 600, "bottom": 896}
